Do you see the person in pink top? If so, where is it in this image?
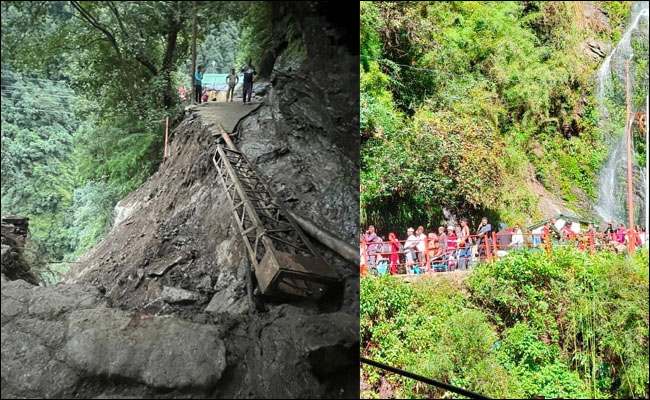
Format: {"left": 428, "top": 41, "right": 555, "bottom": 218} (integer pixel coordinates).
{"left": 616, "top": 223, "right": 626, "bottom": 244}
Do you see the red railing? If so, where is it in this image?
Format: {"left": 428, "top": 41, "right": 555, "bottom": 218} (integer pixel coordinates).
{"left": 360, "top": 235, "right": 492, "bottom": 276}
{"left": 360, "top": 230, "right": 643, "bottom": 276}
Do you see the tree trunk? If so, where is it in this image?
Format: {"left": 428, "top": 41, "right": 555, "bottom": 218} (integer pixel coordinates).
{"left": 162, "top": 18, "right": 180, "bottom": 110}
{"left": 190, "top": 1, "right": 197, "bottom": 105}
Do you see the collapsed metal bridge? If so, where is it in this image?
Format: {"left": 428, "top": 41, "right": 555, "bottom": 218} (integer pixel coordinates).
{"left": 211, "top": 124, "right": 339, "bottom": 311}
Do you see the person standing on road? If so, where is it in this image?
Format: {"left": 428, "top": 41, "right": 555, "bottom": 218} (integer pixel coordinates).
{"left": 404, "top": 227, "right": 418, "bottom": 273}
{"left": 415, "top": 226, "right": 427, "bottom": 270}
{"left": 226, "top": 68, "right": 239, "bottom": 102}
{"left": 241, "top": 58, "right": 256, "bottom": 104}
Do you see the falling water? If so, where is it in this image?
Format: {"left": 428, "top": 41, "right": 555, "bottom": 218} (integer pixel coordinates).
{"left": 595, "top": 2, "right": 649, "bottom": 226}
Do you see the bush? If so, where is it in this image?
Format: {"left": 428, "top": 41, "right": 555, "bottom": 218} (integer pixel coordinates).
{"left": 361, "top": 248, "right": 650, "bottom": 399}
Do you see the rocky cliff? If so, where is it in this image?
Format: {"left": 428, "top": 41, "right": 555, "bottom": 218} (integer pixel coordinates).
{"left": 1, "top": 3, "right": 359, "bottom": 398}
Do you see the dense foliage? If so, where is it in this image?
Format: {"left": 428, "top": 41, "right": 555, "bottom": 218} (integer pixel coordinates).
{"left": 360, "top": 248, "right": 649, "bottom": 399}
{"left": 0, "top": 2, "right": 249, "bottom": 281}
{"left": 360, "top": 1, "right": 642, "bottom": 233}
{"left": 1, "top": 70, "right": 79, "bottom": 265}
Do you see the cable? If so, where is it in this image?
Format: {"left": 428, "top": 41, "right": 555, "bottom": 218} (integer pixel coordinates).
{"left": 360, "top": 356, "right": 492, "bottom": 399}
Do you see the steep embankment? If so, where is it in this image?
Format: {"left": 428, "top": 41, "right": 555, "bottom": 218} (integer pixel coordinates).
{"left": 2, "top": 3, "right": 359, "bottom": 398}
{"left": 360, "top": 1, "right": 636, "bottom": 230}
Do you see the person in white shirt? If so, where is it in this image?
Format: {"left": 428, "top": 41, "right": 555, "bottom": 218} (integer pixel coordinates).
{"left": 415, "top": 225, "right": 427, "bottom": 271}
{"left": 404, "top": 227, "right": 418, "bottom": 274}
{"left": 510, "top": 224, "right": 524, "bottom": 251}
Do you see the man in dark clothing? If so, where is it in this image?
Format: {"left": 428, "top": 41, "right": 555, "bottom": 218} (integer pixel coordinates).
{"left": 603, "top": 221, "right": 615, "bottom": 241}
{"left": 240, "top": 58, "right": 256, "bottom": 104}
{"left": 496, "top": 223, "right": 511, "bottom": 247}
{"left": 194, "top": 66, "right": 203, "bottom": 104}
{"left": 496, "top": 222, "right": 511, "bottom": 255}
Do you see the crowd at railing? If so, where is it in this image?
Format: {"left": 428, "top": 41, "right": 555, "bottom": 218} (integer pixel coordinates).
{"left": 360, "top": 217, "right": 649, "bottom": 276}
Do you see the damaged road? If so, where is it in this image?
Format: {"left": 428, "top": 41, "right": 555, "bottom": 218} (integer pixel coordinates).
{"left": 2, "top": 3, "right": 359, "bottom": 397}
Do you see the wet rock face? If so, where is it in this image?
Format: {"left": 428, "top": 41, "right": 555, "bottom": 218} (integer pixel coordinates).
{"left": 581, "top": 38, "right": 612, "bottom": 62}
{"left": 1, "top": 278, "right": 227, "bottom": 398}
{"left": 236, "top": 3, "right": 360, "bottom": 249}
{"left": 216, "top": 305, "right": 360, "bottom": 398}
{"left": 1, "top": 215, "right": 38, "bottom": 285}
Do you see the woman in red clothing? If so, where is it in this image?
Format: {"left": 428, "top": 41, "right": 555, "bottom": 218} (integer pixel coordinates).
{"left": 388, "top": 232, "right": 400, "bottom": 275}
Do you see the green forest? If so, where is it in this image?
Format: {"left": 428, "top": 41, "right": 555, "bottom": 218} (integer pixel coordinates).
{"left": 360, "top": 1, "right": 649, "bottom": 233}
{"left": 0, "top": 1, "right": 275, "bottom": 281}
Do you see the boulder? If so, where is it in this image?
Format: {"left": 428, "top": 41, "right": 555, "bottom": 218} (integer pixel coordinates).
{"left": 160, "top": 285, "right": 200, "bottom": 304}
{"left": 205, "top": 286, "right": 248, "bottom": 315}
{"left": 581, "top": 38, "right": 611, "bottom": 62}
{"left": 1, "top": 278, "right": 228, "bottom": 398}
{"left": 65, "top": 308, "right": 226, "bottom": 389}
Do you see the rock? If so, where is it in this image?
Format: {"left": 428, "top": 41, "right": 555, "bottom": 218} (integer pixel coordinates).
{"left": 1, "top": 215, "right": 38, "bottom": 285}
{"left": 582, "top": 2, "right": 610, "bottom": 33}
{"left": 241, "top": 305, "right": 359, "bottom": 398}
{"left": 65, "top": 309, "right": 226, "bottom": 389}
{"left": 1, "top": 278, "right": 227, "bottom": 397}
{"left": 160, "top": 285, "right": 200, "bottom": 304}
{"left": 205, "top": 287, "right": 248, "bottom": 315}
{"left": 581, "top": 38, "right": 611, "bottom": 62}
{"left": 142, "top": 298, "right": 170, "bottom": 315}
{"left": 146, "top": 253, "right": 185, "bottom": 277}
{"left": 1, "top": 215, "right": 29, "bottom": 230}
{"left": 253, "top": 81, "right": 272, "bottom": 96}
{"left": 254, "top": 146, "right": 290, "bottom": 164}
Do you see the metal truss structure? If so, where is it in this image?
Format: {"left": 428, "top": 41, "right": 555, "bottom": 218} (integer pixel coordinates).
{"left": 211, "top": 126, "right": 339, "bottom": 309}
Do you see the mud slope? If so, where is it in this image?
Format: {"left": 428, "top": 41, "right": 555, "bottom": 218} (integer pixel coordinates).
{"left": 3, "top": 3, "right": 359, "bottom": 399}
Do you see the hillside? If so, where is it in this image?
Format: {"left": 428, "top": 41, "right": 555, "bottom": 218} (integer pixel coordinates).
{"left": 360, "top": 1, "right": 649, "bottom": 232}
{"left": 1, "top": 2, "right": 360, "bottom": 398}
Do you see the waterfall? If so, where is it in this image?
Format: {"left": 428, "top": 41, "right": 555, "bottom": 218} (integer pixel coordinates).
{"left": 595, "top": 2, "right": 649, "bottom": 226}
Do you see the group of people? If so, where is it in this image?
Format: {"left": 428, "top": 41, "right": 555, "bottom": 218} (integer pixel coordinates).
{"left": 600, "top": 221, "right": 647, "bottom": 248}
{"left": 179, "top": 58, "right": 257, "bottom": 104}
{"left": 361, "top": 217, "right": 648, "bottom": 276}
{"left": 361, "top": 217, "right": 498, "bottom": 275}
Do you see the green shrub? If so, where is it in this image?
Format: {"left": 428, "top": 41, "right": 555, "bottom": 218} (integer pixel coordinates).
{"left": 361, "top": 248, "right": 649, "bottom": 399}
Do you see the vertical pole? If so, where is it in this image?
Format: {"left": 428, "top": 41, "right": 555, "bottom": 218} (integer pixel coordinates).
{"left": 645, "top": 95, "right": 650, "bottom": 238}
{"left": 484, "top": 234, "right": 491, "bottom": 260}
{"left": 164, "top": 117, "right": 169, "bottom": 160}
{"left": 589, "top": 232, "right": 595, "bottom": 255}
{"left": 190, "top": 1, "right": 197, "bottom": 105}
{"left": 625, "top": 60, "right": 636, "bottom": 254}
{"left": 492, "top": 231, "right": 498, "bottom": 259}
